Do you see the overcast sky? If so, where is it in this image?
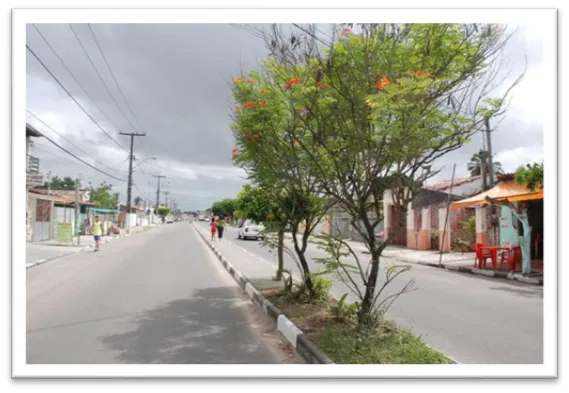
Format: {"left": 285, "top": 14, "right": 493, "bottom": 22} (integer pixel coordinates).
{"left": 26, "top": 23, "right": 545, "bottom": 211}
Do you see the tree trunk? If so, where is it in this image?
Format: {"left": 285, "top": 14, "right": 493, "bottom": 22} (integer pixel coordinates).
{"left": 358, "top": 250, "right": 380, "bottom": 328}
{"left": 292, "top": 224, "right": 315, "bottom": 297}
{"left": 276, "top": 228, "right": 285, "bottom": 280}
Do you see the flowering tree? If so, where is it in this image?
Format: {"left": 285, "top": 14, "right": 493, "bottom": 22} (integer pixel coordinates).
{"left": 231, "top": 71, "right": 331, "bottom": 297}
{"left": 252, "top": 23, "right": 522, "bottom": 328}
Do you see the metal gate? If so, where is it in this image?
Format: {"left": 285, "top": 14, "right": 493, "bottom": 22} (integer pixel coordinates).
{"left": 33, "top": 199, "right": 51, "bottom": 242}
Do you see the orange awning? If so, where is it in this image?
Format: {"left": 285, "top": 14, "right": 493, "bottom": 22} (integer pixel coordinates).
{"left": 450, "top": 180, "right": 543, "bottom": 210}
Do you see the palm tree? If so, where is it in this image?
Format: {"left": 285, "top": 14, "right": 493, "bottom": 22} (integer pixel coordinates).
{"left": 467, "top": 150, "right": 503, "bottom": 177}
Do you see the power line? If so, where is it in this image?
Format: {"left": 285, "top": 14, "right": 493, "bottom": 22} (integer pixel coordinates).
{"left": 88, "top": 24, "right": 145, "bottom": 133}
{"left": 229, "top": 24, "right": 264, "bottom": 40}
{"left": 26, "top": 44, "right": 129, "bottom": 154}
{"left": 30, "top": 113, "right": 127, "bottom": 182}
{"left": 31, "top": 24, "right": 129, "bottom": 149}
{"left": 27, "top": 109, "right": 118, "bottom": 173}
{"left": 68, "top": 24, "right": 139, "bottom": 135}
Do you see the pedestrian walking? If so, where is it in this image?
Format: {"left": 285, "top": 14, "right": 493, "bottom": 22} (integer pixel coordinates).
{"left": 210, "top": 217, "right": 217, "bottom": 242}
{"left": 91, "top": 215, "right": 103, "bottom": 252}
{"left": 217, "top": 216, "right": 225, "bottom": 241}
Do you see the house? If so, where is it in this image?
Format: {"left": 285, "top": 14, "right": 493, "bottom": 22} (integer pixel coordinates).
{"left": 27, "top": 187, "right": 97, "bottom": 242}
{"left": 26, "top": 123, "right": 44, "bottom": 241}
{"left": 383, "top": 176, "right": 483, "bottom": 252}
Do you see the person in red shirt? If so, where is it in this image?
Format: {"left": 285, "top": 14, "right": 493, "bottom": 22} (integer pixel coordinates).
{"left": 210, "top": 217, "right": 217, "bottom": 242}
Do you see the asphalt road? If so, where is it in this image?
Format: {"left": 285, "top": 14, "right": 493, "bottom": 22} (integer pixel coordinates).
{"left": 202, "top": 222, "right": 543, "bottom": 364}
{"left": 26, "top": 223, "right": 294, "bottom": 364}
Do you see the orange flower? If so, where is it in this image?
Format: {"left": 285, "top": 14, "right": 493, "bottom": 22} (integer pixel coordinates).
{"left": 231, "top": 147, "right": 239, "bottom": 159}
{"left": 243, "top": 101, "right": 257, "bottom": 109}
{"left": 232, "top": 76, "right": 243, "bottom": 84}
{"left": 375, "top": 77, "right": 391, "bottom": 91}
{"left": 245, "top": 134, "right": 260, "bottom": 142}
{"left": 258, "top": 101, "right": 269, "bottom": 107}
{"left": 317, "top": 81, "right": 329, "bottom": 88}
{"left": 415, "top": 70, "right": 432, "bottom": 77}
{"left": 247, "top": 78, "right": 256, "bottom": 84}
{"left": 286, "top": 77, "right": 302, "bottom": 89}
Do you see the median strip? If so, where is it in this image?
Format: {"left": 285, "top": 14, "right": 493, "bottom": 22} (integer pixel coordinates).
{"left": 194, "top": 223, "right": 456, "bottom": 365}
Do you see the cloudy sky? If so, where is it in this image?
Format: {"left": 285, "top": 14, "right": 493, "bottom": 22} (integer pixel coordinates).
{"left": 26, "top": 23, "right": 545, "bottom": 211}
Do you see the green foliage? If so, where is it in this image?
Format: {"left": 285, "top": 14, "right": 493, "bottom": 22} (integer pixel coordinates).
{"left": 467, "top": 150, "right": 503, "bottom": 177}
{"left": 45, "top": 176, "right": 78, "bottom": 190}
{"left": 296, "top": 274, "right": 332, "bottom": 302}
{"left": 231, "top": 23, "right": 515, "bottom": 322}
{"left": 89, "top": 182, "right": 119, "bottom": 210}
{"left": 211, "top": 198, "right": 236, "bottom": 219}
{"left": 462, "top": 215, "right": 476, "bottom": 235}
{"left": 157, "top": 206, "right": 171, "bottom": 219}
{"left": 330, "top": 294, "right": 359, "bottom": 323}
{"left": 515, "top": 162, "right": 544, "bottom": 191}
{"left": 234, "top": 184, "right": 273, "bottom": 224}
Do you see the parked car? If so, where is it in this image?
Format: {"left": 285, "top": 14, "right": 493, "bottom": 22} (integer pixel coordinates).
{"left": 237, "top": 220, "right": 265, "bottom": 240}
{"left": 166, "top": 217, "right": 174, "bottom": 224}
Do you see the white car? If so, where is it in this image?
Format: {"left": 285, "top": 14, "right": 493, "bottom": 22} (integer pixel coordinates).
{"left": 237, "top": 220, "right": 265, "bottom": 240}
{"left": 166, "top": 217, "right": 174, "bottom": 224}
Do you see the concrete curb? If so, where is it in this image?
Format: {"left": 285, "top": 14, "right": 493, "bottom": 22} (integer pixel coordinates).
{"left": 26, "top": 227, "right": 154, "bottom": 270}
{"left": 361, "top": 251, "right": 543, "bottom": 286}
{"left": 193, "top": 224, "right": 334, "bottom": 364}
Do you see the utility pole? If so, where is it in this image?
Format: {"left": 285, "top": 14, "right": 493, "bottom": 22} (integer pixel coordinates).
{"left": 484, "top": 118, "right": 495, "bottom": 186}
{"left": 162, "top": 191, "right": 170, "bottom": 208}
{"left": 120, "top": 132, "right": 146, "bottom": 233}
{"left": 153, "top": 175, "right": 166, "bottom": 212}
{"left": 46, "top": 171, "right": 54, "bottom": 240}
{"left": 75, "top": 176, "right": 81, "bottom": 246}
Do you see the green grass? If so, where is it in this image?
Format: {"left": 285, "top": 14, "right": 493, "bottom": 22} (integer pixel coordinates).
{"left": 263, "top": 289, "right": 452, "bottom": 364}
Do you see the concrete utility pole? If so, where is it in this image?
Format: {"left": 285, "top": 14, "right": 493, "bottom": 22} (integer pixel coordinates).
{"left": 153, "top": 175, "right": 166, "bottom": 212}
{"left": 75, "top": 176, "right": 81, "bottom": 246}
{"left": 120, "top": 132, "right": 146, "bottom": 233}
{"left": 46, "top": 171, "right": 54, "bottom": 240}
{"left": 162, "top": 191, "right": 170, "bottom": 208}
{"left": 485, "top": 118, "right": 495, "bottom": 186}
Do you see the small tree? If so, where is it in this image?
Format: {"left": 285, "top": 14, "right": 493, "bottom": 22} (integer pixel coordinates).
{"left": 515, "top": 162, "right": 543, "bottom": 191}
{"left": 89, "top": 182, "right": 119, "bottom": 210}
{"left": 255, "top": 23, "right": 521, "bottom": 328}
{"left": 211, "top": 198, "right": 236, "bottom": 220}
{"left": 231, "top": 71, "right": 331, "bottom": 297}
{"left": 157, "top": 206, "right": 171, "bottom": 223}
{"left": 45, "top": 175, "right": 78, "bottom": 190}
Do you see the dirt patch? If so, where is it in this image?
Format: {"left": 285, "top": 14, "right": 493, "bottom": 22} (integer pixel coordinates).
{"left": 261, "top": 287, "right": 452, "bottom": 364}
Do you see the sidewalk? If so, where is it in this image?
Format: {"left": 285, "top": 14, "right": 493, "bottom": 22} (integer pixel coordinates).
{"left": 194, "top": 224, "right": 280, "bottom": 287}
{"left": 283, "top": 232, "right": 543, "bottom": 286}
{"left": 26, "top": 225, "right": 155, "bottom": 269}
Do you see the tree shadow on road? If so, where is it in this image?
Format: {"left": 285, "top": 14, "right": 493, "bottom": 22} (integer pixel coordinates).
{"left": 101, "top": 286, "right": 278, "bottom": 364}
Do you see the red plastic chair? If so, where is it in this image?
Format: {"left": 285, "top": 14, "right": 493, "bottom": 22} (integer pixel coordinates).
{"left": 499, "top": 246, "right": 522, "bottom": 272}
{"left": 471, "top": 243, "right": 492, "bottom": 269}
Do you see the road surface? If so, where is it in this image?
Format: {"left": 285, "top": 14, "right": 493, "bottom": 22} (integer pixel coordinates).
{"left": 27, "top": 223, "right": 298, "bottom": 364}
{"left": 200, "top": 221, "right": 543, "bottom": 364}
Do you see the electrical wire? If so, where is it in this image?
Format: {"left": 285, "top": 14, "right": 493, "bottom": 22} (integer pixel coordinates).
{"left": 26, "top": 44, "right": 129, "bottom": 154}
{"left": 26, "top": 109, "right": 118, "bottom": 173}
{"left": 31, "top": 24, "right": 130, "bottom": 149}
{"left": 88, "top": 24, "right": 145, "bottom": 133}
{"left": 68, "top": 24, "right": 139, "bottom": 135}
{"left": 29, "top": 113, "right": 127, "bottom": 182}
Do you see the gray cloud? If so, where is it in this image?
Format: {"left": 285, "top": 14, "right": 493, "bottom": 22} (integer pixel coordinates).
{"left": 26, "top": 23, "right": 544, "bottom": 209}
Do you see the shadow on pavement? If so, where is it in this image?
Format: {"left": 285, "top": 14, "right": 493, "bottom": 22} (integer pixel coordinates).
{"left": 101, "top": 286, "right": 278, "bottom": 364}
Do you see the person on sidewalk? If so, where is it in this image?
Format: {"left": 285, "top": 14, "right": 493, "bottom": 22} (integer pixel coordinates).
{"left": 91, "top": 215, "right": 103, "bottom": 252}
{"left": 217, "top": 216, "right": 226, "bottom": 241}
{"left": 210, "top": 217, "right": 217, "bottom": 242}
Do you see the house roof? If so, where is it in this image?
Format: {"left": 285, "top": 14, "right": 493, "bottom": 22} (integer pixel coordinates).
{"left": 28, "top": 187, "right": 96, "bottom": 206}
{"left": 26, "top": 123, "right": 43, "bottom": 138}
{"left": 423, "top": 175, "right": 481, "bottom": 191}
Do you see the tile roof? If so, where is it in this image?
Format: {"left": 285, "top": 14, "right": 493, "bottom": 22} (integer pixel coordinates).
{"left": 423, "top": 175, "right": 481, "bottom": 191}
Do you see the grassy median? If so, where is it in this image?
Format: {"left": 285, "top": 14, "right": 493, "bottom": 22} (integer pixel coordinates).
{"left": 262, "top": 288, "right": 452, "bottom": 364}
